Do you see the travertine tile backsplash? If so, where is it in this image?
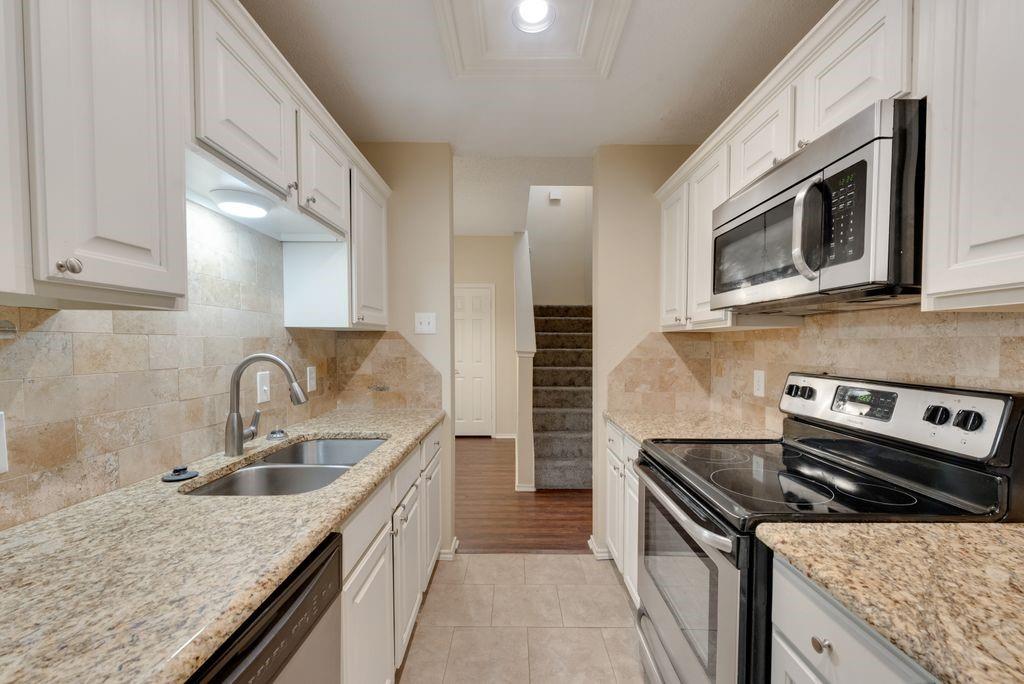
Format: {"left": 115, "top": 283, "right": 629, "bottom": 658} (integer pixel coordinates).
{"left": 0, "top": 202, "right": 439, "bottom": 530}
{"left": 609, "top": 307, "right": 1024, "bottom": 434}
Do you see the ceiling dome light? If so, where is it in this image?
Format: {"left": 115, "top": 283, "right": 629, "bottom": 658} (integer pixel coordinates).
{"left": 513, "top": 0, "right": 555, "bottom": 33}
{"left": 210, "top": 188, "right": 275, "bottom": 219}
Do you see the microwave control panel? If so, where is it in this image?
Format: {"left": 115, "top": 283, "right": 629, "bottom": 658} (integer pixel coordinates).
{"left": 823, "top": 160, "right": 867, "bottom": 266}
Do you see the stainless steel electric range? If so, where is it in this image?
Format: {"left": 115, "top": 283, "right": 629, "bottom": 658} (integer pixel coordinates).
{"left": 633, "top": 372, "right": 1024, "bottom": 684}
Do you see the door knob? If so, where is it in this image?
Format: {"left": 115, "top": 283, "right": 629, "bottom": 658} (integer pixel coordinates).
{"left": 56, "top": 257, "right": 83, "bottom": 274}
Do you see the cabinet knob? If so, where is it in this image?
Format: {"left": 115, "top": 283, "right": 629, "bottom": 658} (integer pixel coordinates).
{"left": 771, "top": 157, "right": 780, "bottom": 167}
{"left": 56, "top": 257, "right": 83, "bottom": 274}
{"left": 797, "top": 139, "right": 809, "bottom": 149}
{"left": 306, "top": 196, "right": 317, "bottom": 205}
{"left": 357, "top": 315, "right": 365, "bottom": 322}
{"left": 810, "top": 636, "right": 832, "bottom": 654}
{"left": 674, "top": 316, "right": 682, "bottom": 322}
{"left": 287, "top": 181, "right": 298, "bottom": 194}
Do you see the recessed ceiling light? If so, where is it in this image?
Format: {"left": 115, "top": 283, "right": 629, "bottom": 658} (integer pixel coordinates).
{"left": 210, "top": 188, "right": 274, "bottom": 219}
{"left": 513, "top": 0, "right": 555, "bottom": 33}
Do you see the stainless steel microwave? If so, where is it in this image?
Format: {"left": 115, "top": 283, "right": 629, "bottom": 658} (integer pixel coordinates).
{"left": 710, "top": 98, "right": 925, "bottom": 315}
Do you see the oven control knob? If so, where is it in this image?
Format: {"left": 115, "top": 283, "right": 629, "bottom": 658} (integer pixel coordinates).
{"left": 922, "top": 405, "right": 951, "bottom": 426}
{"left": 785, "top": 384, "right": 801, "bottom": 397}
{"left": 953, "top": 409, "right": 984, "bottom": 432}
{"left": 798, "top": 386, "right": 816, "bottom": 401}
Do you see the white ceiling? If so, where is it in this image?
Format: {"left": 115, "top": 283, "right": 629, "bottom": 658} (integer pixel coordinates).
{"left": 240, "top": 0, "right": 837, "bottom": 156}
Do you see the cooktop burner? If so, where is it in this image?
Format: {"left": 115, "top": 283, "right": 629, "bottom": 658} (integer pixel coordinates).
{"left": 834, "top": 481, "right": 918, "bottom": 506}
{"left": 709, "top": 468, "right": 835, "bottom": 505}
{"left": 670, "top": 444, "right": 752, "bottom": 464}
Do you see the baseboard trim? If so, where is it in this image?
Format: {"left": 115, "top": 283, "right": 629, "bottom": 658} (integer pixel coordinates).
{"left": 588, "top": 535, "right": 612, "bottom": 560}
{"left": 439, "top": 536, "right": 460, "bottom": 561}
{"left": 493, "top": 433, "right": 517, "bottom": 440}
{"left": 515, "top": 483, "right": 536, "bottom": 492}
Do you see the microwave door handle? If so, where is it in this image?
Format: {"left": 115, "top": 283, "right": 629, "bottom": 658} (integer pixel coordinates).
{"left": 791, "top": 179, "right": 821, "bottom": 281}
{"left": 636, "top": 465, "right": 733, "bottom": 554}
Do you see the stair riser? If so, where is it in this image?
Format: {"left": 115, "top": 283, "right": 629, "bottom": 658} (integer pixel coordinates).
{"left": 533, "top": 367, "right": 592, "bottom": 388}
{"left": 536, "top": 333, "right": 592, "bottom": 350}
{"left": 533, "top": 388, "right": 592, "bottom": 409}
{"left": 535, "top": 460, "right": 592, "bottom": 489}
{"left": 533, "top": 411, "right": 592, "bottom": 432}
{"left": 534, "top": 305, "right": 593, "bottom": 318}
{"left": 534, "top": 349, "right": 592, "bottom": 367}
{"left": 534, "top": 438, "right": 592, "bottom": 461}
{"left": 534, "top": 317, "right": 592, "bottom": 333}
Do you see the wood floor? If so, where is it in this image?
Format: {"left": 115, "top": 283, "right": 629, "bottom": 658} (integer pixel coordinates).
{"left": 454, "top": 437, "right": 592, "bottom": 553}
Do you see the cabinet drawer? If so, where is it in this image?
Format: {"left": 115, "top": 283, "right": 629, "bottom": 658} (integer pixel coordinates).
{"left": 605, "top": 421, "right": 622, "bottom": 457}
{"left": 772, "top": 559, "right": 933, "bottom": 683}
{"left": 340, "top": 478, "right": 391, "bottom": 580}
{"left": 393, "top": 444, "right": 421, "bottom": 506}
{"left": 420, "top": 423, "right": 442, "bottom": 470}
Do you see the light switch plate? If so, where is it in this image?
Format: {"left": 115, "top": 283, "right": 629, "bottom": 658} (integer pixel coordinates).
{"left": 415, "top": 312, "right": 437, "bottom": 334}
{"left": 256, "top": 371, "right": 271, "bottom": 403}
{"left": 307, "top": 366, "right": 317, "bottom": 392}
{"left": 0, "top": 411, "right": 7, "bottom": 474}
{"left": 753, "top": 369, "right": 766, "bottom": 398}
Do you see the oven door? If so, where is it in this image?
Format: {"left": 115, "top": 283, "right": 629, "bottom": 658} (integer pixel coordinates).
{"left": 635, "top": 460, "right": 742, "bottom": 684}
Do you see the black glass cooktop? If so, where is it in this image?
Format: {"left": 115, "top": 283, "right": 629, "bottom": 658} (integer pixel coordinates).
{"left": 643, "top": 439, "right": 988, "bottom": 531}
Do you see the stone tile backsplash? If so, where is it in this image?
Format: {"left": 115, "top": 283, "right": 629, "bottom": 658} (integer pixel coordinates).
{"left": 609, "top": 307, "right": 1024, "bottom": 434}
{"left": 0, "top": 202, "right": 439, "bottom": 530}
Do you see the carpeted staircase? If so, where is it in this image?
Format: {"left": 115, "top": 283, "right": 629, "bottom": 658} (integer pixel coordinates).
{"left": 533, "top": 305, "right": 593, "bottom": 489}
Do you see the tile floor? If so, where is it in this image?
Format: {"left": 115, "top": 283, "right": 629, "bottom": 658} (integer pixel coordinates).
{"left": 399, "top": 553, "right": 644, "bottom": 683}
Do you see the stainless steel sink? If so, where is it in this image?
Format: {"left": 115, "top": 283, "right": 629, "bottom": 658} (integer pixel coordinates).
{"left": 187, "top": 463, "right": 348, "bottom": 496}
{"left": 261, "top": 439, "right": 385, "bottom": 466}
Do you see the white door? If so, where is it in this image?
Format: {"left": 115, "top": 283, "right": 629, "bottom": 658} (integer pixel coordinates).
{"left": 794, "top": 0, "right": 911, "bottom": 144}
{"left": 194, "top": 0, "right": 298, "bottom": 194}
{"left": 605, "top": 448, "right": 623, "bottom": 571}
{"left": 25, "top": 0, "right": 188, "bottom": 296}
{"left": 729, "top": 88, "right": 795, "bottom": 191}
{"left": 393, "top": 484, "right": 422, "bottom": 668}
{"left": 922, "top": 0, "right": 1024, "bottom": 310}
{"left": 420, "top": 455, "right": 442, "bottom": 592}
{"left": 687, "top": 147, "right": 731, "bottom": 327}
{"left": 454, "top": 285, "right": 495, "bottom": 436}
{"left": 298, "top": 109, "right": 351, "bottom": 234}
{"left": 351, "top": 168, "right": 388, "bottom": 327}
{"left": 659, "top": 187, "right": 687, "bottom": 328}
{"left": 342, "top": 525, "right": 396, "bottom": 684}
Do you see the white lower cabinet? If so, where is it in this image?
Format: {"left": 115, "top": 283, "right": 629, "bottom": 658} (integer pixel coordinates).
{"left": 341, "top": 525, "right": 395, "bottom": 684}
{"left": 420, "top": 455, "right": 442, "bottom": 592}
{"left": 605, "top": 446, "right": 624, "bottom": 572}
{"left": 393, "top": 480, "right": 423, "bottom": 668}
{"left": 622, "top": 438, "right": 640, "bottom": 607}
{"left": 771, "top": 558, "right": 935, "bottom": 683}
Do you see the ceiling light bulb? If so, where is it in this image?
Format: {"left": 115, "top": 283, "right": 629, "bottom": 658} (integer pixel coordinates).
{"left": 513, "top": 0, "right": 555, "bottom": 33}
{"left": 210, "top": 188, "right": 275, "bottom": 219}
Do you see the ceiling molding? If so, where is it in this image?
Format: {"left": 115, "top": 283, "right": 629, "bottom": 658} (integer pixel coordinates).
{"left": 433, "top": 0, "right": 632, "bottom": 79}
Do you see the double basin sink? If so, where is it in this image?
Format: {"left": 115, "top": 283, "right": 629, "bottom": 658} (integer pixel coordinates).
{"left": 188, "top": 439, "right": 385, "bottom": 496}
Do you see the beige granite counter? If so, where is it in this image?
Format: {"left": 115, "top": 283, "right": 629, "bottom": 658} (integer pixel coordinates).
{"left": 0, "top": 408, "right": 444, "bottom": 682}
{"left": 604, "top": 409, "right": 779, "bottom": 443}
{"left": 758, "top": 522, "right": 1024, "bottom": 683}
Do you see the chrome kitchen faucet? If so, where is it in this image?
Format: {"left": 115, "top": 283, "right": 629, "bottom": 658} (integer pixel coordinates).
{"left": 225, "top": 353, "right": 308, "bottom": 457}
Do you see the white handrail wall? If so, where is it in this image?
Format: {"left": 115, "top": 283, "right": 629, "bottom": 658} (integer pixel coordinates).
{"left": 513, "top": 231, "right": 536, "bottom": 490}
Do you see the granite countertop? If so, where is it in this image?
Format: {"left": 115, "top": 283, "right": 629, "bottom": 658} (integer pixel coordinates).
{"left": 758, "top": 522, "right": 1024, "bottom": 683}
{"left": 604, "top": 409, "right": 779, "bottom": 443}
{"left": 0, "top": 408, "right": 444, "bottom": 683}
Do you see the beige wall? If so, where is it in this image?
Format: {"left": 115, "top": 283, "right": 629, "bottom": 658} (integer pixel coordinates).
{"left": 591, "top": 144, "right": 696, "bottom": 552}
{"left": 454, "top": 236, "right": 517, "bottom": 437}
{"left": 358, "top": 142, "right": 457, "bottom": 553}
{"left": 0, "top": 202, "right": 440, "bottom": 531}
{"left": 526, "top": 185, "right": 593, "bottom": 305}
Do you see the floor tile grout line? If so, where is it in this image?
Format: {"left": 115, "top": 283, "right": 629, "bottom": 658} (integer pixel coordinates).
{"left": 439, "top": 626, "right": 455, "bottom": 684}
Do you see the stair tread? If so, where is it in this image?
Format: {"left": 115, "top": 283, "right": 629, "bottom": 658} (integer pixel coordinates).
{"left": 534, "top": 386, "right": 591, "bottom": 391}
{"left": 533, "top": 430, "right": 592, "bottom": 438}
{"left": 533, "top": 407, "right": 591, "bottom": 413}
{"left": 533, "top": 316, "right": 593, "bottom": 320}
{"left": 536, "top": 331, "right": 592, "bottom": 335}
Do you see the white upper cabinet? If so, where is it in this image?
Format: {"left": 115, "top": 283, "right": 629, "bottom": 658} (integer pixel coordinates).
{"left": 0, "top": 0, "right": 30, "bottom": 297}
{"left": 24, "top": 0, "right": 188, "bottom": 297}
{"left": 194, "top": 0, "right": 298, "bottom": 195}
{"left": 921, "top": 0, "right": 1024, "bottom": 311}
{"left": 298, "top": 109, "right": 352, "bottom": 234}
{"left": 729, "top": 88, "right": 795, "bottom": 192}
{"left": 686, "top": 147, "right": 731, "bottom": 328}
{"left": 794, "top": 0, "right": 912, "bottom": 144}
{"left": 659, "top": 187, "right": 687, "bottom": 328}
{"left": 351, "top": 168, "right": 389, "bottom": 327}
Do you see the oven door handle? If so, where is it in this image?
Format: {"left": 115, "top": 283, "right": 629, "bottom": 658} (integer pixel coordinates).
{"left": 791, "top": 178, "right": 822, "bottom": 281}
{"left": 635, "top": 464, "right": 733, "bottom": 554}
{"left": 635, "top": 607, "right": 667, "bottom": 684}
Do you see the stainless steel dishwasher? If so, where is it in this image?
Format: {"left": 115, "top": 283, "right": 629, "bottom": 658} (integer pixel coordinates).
{"left": 189, "top": 534, "right": 342, "bottom": 684}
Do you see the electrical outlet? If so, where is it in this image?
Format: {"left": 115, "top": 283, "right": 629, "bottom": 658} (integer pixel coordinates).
{"left": 307, "top": 366, "right": 317, "bottom": 392}
{"left": 256, "top": 371, "right": 270, "bottom": 403}
{"left": 0, "top": 412, "right": 7, "bottom": 474}
{"left": 753, "top": 369, "right": 766, "bottom": 398}
{"left": 415, "top": 312, "right": 437, "bottom": 334}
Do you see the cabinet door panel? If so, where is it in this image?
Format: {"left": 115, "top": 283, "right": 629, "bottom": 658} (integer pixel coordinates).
{"left": 659, "top": 188, "right": 687, "bottom": 327}
{"left": 605, "top": 449, "right": 623, "bottom": 570}
{"left": 25, "top": 0, "right": 187, "bottom": 295}
{"left": 299, "top": 109, "right": 351, "bottom": 233}
{"left": 771, "top": 631, "right": 823, "bottom": 684}
{"left": 623, "top": 466, "right": 639, "bottom": 606}
{"left": 421, "top": 456, "right": 442, "bottom": 592}
{"left": 795, "top": 0, "right": 911, "bottom": 143}
{"left": 351, "top": 169, "right": 388, "bottom": 326}
{"left": 729, "top": 88, "right": 794, "bottom": 191}
{"left": 0, "top": 0, "right": 30, "bottom": 295}
{"left": 687, "top": 148, "right": 731, "bottom": 326}
{"left": 393, "top": 485, "right": 422, "bottom": 668}
{"left": 342, "top": 525, "right": 395, "bottom": 684}
{"left": 195, "top": 0, "right": 297, "bottom": 193}
{"left": 923, "top": 0, "right": 1024, "bottom": 307}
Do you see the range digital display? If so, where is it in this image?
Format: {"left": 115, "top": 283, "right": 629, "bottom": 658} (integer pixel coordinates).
{"left": 832, "top": 385, "right": 898, "bottom": 421}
